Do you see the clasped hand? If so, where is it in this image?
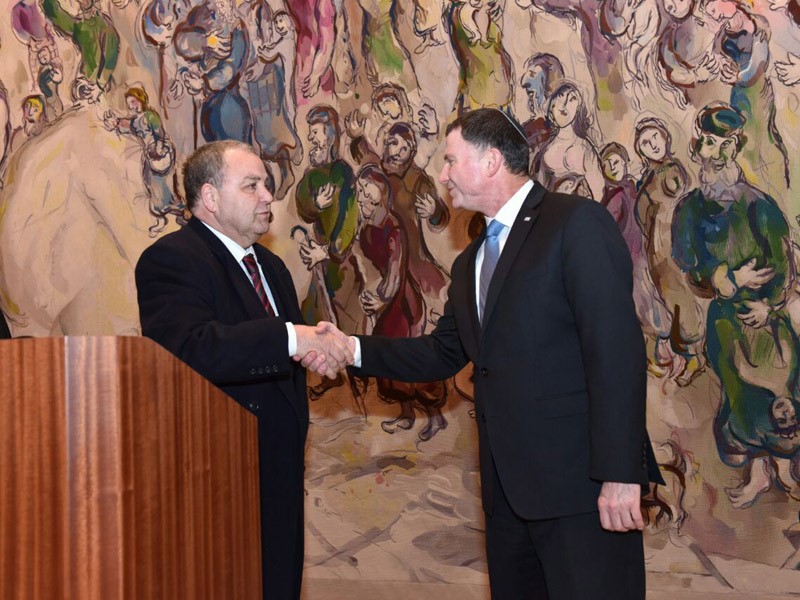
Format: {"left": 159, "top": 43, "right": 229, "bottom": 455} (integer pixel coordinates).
{"left": 293, "top": 321, "right": 355, "bottom": 379}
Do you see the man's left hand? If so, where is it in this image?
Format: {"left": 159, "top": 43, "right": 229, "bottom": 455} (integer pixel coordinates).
{"left": 597, "top": 482, "right": 643, "bottom": 532}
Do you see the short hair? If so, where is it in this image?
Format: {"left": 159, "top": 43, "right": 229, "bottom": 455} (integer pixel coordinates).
{"left": 600, "top": 142, "right": 629, "bottom": 163}
{"left": 690, "top": 101, "right": 747, "bottom": 157}
{"left": 446, "top": 108, "right": 529, "bottom": 176}
{"left": 124, "top": 86, "right": 149, "bottom": 110}
{"left": 523, "top": 53, "right": 565, "bottom": 97}
{"left": 183, "top": 140, "right": 257, "bottom": 210}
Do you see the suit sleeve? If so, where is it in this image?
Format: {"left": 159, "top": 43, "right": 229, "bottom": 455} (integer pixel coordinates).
{"left": 561, "top": 200, "right": 649, "bottom": 484}
{"left": 355, "top": 296, "right": 469, "bottom": 382}
{"left": 136, "top": 240, "right": 292, "bottom": 386}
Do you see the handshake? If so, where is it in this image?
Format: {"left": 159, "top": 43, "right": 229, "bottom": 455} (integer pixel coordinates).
{"left": 292, "top": 321, "right": 356, "bottom": 378}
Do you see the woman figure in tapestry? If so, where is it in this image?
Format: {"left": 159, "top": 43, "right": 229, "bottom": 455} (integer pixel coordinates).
{"left": 532, "top": 81, "right": 604, "bottom": 202}
{"left": 634, "top": 116, "right": 706, "bottom": 385}
{"left": 103, "top": 86, "right": 183, "bottom": 234}
{"left": 356, "top": 163, "right": 447, "bottom": 442}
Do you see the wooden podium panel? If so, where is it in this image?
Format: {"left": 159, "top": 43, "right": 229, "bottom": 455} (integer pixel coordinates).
{"left": 0, "top": 336, "right": 261, "bottom": 599}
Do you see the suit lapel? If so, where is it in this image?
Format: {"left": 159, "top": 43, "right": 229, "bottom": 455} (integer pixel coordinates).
{"left": 188, "top": 218, "right": 270, "bottom": 321}
{"left": 480, "top": 184, "right": 545, "bottom": 333}
{"left": 189, "top": 218, "right": 306, "bottom": 421}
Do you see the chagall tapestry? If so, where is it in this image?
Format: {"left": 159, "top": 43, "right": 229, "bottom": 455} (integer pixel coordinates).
{"left": 2, "top": 0, "right": 800, "bottom": 594}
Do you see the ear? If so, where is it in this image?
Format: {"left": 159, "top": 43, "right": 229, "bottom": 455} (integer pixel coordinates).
{"left": 484, "top": 148, "right": 503, "bottom": 178}
{"left": 199, "top": 182, "right": 218, "bottom": 213}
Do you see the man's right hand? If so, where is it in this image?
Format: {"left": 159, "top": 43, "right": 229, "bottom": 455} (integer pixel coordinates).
{"left": 294, "top": 322, "right": 354, "bottom": 379}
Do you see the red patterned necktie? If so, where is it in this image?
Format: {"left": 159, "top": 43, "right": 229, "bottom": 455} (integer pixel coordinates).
{"left": 242, "top": 253, "right": 275, "bottom": 317}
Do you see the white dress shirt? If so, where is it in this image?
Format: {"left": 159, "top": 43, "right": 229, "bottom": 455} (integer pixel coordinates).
{"left": 201, "top": 221, "right": 298, "bottom": 355}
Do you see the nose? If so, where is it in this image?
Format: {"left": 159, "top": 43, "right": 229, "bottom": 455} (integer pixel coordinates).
{"left": 438, "top": 163, "right": 449, "bottom": 184}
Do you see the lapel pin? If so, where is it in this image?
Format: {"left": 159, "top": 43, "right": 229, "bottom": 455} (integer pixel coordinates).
{"left": 524, "top": 216, "right": 531, "bottom": 221}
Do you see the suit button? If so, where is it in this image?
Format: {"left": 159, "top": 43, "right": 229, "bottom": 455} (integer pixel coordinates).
{"left": 248, "top": 402, "right": 258, "bottom": 411}
{"left": 481, "top": 414, "right": 487, "bottom": 423}
{"left": 250, "top": 368, "right": 256, "bottom": 375}
{"left": 258, "top": 367, "right": 264, "bottom": 375}
{"left": 480, "top": 368, "right": 488, "bottom": 376}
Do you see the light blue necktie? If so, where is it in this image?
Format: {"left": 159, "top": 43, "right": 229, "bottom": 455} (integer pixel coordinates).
{"left": 479, "top": 219, "right": 505, "bottom": 322}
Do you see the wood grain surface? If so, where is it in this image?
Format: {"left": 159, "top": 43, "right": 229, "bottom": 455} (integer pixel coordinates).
{"left": 1, "top": 336, "right": 261, "bottom": 599}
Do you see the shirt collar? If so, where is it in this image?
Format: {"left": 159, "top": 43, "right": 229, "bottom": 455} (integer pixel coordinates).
{"left": 200, "top": 220, "right": 253, "bottom": 262}
{"left": 485, "top": 180, "right": 534, "bottom": 229}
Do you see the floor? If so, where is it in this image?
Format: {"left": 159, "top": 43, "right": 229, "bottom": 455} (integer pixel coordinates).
{"left": 301, "top": 578, "right": 796, "bottom": 599}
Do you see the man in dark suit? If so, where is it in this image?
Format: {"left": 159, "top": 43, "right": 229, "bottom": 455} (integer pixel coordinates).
{"left": 135, "top": 140, "right": 352, "bottom": 600}
{"left": 319, "top": 108, "right": 662, "bottom": 598}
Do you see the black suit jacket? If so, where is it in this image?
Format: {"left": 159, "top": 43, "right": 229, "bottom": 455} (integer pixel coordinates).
{"left": 135, "top": 217, "right": 308, "bottom": 598}
{"left": 357, "top": 183, "right": 661, "bottom": 520}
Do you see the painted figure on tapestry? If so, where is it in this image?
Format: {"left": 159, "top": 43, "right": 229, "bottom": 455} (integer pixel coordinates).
{"left": 656, "top": 0, "right": 722, "bottom": 109}
{"left": 355, "top": 163, "right": 447, "bottom": 441}
{"left": 672, "top": 103, "right": 800, "bottom": 509}
{"left": 295, "top": 106, "right": 359, "bottom": 328}
{"left": 12, "top": 0, "right": 59, "bottom": 96}
{"left": 174, "top": 0, "right": 251, "bottom": 143}
{"left": 141, "top": 0, "right": 194, "bottom": 112}
{"left": 600, "top": 0, "right": 660, "bottom": 109}
{"left": 380, "top": 123, "right": 450, "bottom": 324}
{"left": 600, "top": 142, "right": 674, "bottom": 365}
{"left": 103, "top": 86, "right": 182, "bottom": 234}
{"left": 519, "top": 53, "right": 564, "bottom": 160}
{"left": 532, "top": 81, "right": 603, "bottom": 201}
{"left": 634, "top": 116, "right": 706, "bottom": 385}
{"left": 346, "top": 83, "right": 440, "bottom": 170}
{"left": 444, "top": 0, "right": 514, "bottom": 113}
{"left": 516, "top": 0, "right": 619, "bottom": 83}
{"left": 41, "top": 0, "right": 119, "bottom": 101}
{"left": 286, "top": 0, "right": 337, "bottom": 103}
{"left": 240, "top": 2, "right": 303, "bottom": 199}
{"left": 701, "top": 0, "right": 790, "bottom": 188}
{"left": 356, "top": 0, "right": 419, "bottom": 91}
{"left": 412, "top": 0, "right": 446, "bottom": 53}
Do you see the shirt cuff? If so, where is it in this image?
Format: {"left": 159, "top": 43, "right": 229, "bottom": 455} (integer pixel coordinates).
{"left": 351, "top": 336, "right": 362, "bottom": 367}
{"left": 286, "top": 322, "right": 297, "bottom": 356}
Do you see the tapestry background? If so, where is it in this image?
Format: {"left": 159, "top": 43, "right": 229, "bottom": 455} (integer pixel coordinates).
{"left": 2, "top": 0, "right": 800, "bottom": 594}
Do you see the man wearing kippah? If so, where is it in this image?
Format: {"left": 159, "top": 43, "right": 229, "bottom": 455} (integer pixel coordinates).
{"left": 311, "top": 107, "right": 663, "bottom": 599}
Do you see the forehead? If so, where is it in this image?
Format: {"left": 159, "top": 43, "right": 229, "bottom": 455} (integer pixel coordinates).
{"left": 358, "top": 178, "right": 380, "bottom": 192}
{"left": 388, "top": 133, "right": 410, "bottom": 146}
{"left": 309, "top": 122, "right": 327, "bottom": 134}
{"left": 640, "top": 127, "right": 664, "bottom": 140}
{"left": 445, "top": 129, "right": 478, "bottom": 155}
{"left": 223, "top": 148, "right": 265, "bottom": 178}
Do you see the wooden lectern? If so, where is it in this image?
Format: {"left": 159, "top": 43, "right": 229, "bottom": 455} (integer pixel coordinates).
{"left": 0, "top": 336, "right": 261, "bottom": 599}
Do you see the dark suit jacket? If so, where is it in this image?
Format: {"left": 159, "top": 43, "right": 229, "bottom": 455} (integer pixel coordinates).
{"left": 357, "top": 183, "right": 661, "bottom": 520}
{"left": 135, "top": 216, "right": 308, "bottom": 598}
